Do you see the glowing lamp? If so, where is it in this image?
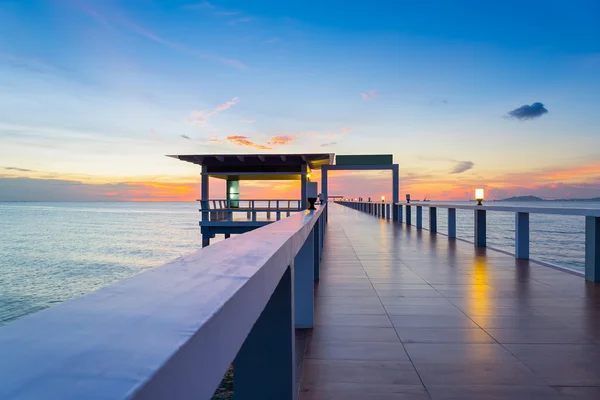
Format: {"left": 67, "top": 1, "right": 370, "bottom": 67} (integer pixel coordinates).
{"left": 381, "top": 195, "right": 385, "bottom": 202}
{"left": 475, "top": 188, "right": 484, "bottom": 206}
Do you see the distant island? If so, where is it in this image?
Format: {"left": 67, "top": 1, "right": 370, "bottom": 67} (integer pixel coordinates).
{"left": 496, "top": 195, "right": 600, "bottom": 202}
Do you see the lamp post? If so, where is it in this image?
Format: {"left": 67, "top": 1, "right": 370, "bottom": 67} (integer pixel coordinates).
{"left": 381, "top": 195, "right": 385, "bottom": 203}
{"left": 475, "top": 189, "right": 484, "bottom": 206}
{"left": 406, "top": 194, "right": 411, "bottom": 204}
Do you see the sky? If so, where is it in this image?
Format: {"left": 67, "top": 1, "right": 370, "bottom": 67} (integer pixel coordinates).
{"left": 0, "top": 0, "right": 599, "bottom": 201}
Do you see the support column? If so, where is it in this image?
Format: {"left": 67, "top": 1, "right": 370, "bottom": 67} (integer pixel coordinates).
{"left": 448, "top": 208, "right": 456, "bottom": 238}
{"left": 585, "top": 216, "right": 600, "bottom": 282}
{"left": 294, "top": 229, "right": 314, "bottom": 328}
{"left": 382, "top": 204, "right": 386, "bottom": 219}
{"left": 313, "top": 223, "right": 320, "bottom": 282}
{"left": 429, "top": 207, "right": 437, "bottom": 232}
{"left": 406, "top": 206, "right": 412, "bottom": 226}
{"left": 234, "top": 266, "right": 295, "bottom": 399}
{"left": 321, "top": 167, "right": 328, "bottom": 222}
{"left": 300, "top": 164, "right": 307, "bottom": 210}
{"left": 416, "top": 206, "right": 422, "bottom": 229}
{"left": 201, "top": 166, "right": 210, "bottom": 247}
{"left": 398, "top": 205, "right": 403, "bottom": 223}
{"left": 392, "top": 164, "right": 399, "bottom": 221}
{"left": 386, "top": 204, "right": 391, "bottom": 220}
{"left": 475, "top": 209, "right": 486, "bottom": 247}
{"left": 515, "top": 212, "right": 529, "bottom": 259}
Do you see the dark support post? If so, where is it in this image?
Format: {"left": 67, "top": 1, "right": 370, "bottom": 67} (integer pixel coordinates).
{"left": 475, "top": 209, "right": 486, "bottom": 247}
{"left": 313, "top": 223, "right": 320, "bottom": 282}
{"left": 416, "top": 206, "right": 422, "bottom": 229}
{"left": 429, "top": 207, "right": 437, "bottom": 232}
{"left": 448, "top": 208, "right": 456, "bottom": 238}
{"left": 224, "top": 233, "right": 231, "bottom": 239}
{"left": 406, "top": 206, "right": 412, "bottom": 226}
{"left": 234, "top": 267, "right": 295, "bottom": 399}
{"left": 515, "top": 212, "right": 529, "bottom": 259}
{"left": 201, "top": 165, "right": 210, "bottom": 248}
{"left": 294, "top": 229, "right": 314, "bottom": 328}
{"left": 585, "top": 216, "right": 600, "bottom": 282}
{"left": 398, "top": 205, "right": 403, "bottom": 223}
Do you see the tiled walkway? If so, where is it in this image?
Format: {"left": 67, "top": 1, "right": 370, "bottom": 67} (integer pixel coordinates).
{"left": 299, "top": 204, "right": 600, "bottom": 400}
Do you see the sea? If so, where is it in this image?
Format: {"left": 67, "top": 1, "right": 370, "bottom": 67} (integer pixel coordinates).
{"left": 1, "top": 200, "right": 599, "bottom": 326}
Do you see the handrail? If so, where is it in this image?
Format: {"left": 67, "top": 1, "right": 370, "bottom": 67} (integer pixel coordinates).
{"left": 0, "top": 205, "right": 327, "bottom": 399}
{"left": 337, "top": 200, "right": 600, "bottom": 282}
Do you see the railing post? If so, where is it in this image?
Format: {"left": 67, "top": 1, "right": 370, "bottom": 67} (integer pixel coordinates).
{"left": 416, "top": 206, "right": 422, "bottom": 229}
{"left": 398, "top": 205, "right": 403, "bottom": 223}
{"left": 475, "top": 209, "right": 486, "bottom": 247}
{"left": 382, "top": 204, "right": 386, "bottom": 219}
{"left": 386, "top": 204, "right": 390, "bottom": 220}
{"left": 294, "top": 229, "right": 314, "bottom": 328}
{"left": 585, "top": 216, "right": 600, "bottom": 282}
{"left": 448, "top": 208, "right": 456, "bottom": 238}
{"left": 429, "top": 207, "right": 437, "bottom": 232}
{"left": 406, "top": 205, "right": 412, "bottom": 225}
{"left": 515, "top": 212, "right": 530, "bottom": 259}
{"left": 234, "top": 266, "right": 295, "bottom": 399}
{"left": 313, "top": 222, "right": 320, "bottom": 282}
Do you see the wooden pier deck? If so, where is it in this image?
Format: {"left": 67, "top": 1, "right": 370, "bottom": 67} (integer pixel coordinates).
{"left": 300, "top": 204, "right": 600, "bottom": 400}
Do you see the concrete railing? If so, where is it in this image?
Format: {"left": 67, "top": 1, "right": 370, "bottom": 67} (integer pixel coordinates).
{"left": 337, "top": 200, "right": 600, "bottom": 282}
{"left": 0, "top": 205, "right": 326, "bottom": 399}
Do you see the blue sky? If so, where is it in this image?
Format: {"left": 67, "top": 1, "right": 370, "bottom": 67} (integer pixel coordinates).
{"left": 0, "top": 0, "right": 599, "bottom": 200}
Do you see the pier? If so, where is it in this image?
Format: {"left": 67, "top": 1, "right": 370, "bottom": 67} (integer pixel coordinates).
{"left": 2, "top": 177, "right": 600, "bottom": 398}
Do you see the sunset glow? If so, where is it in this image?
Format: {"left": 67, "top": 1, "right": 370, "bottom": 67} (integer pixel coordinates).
{"left": 1, "top": 1, "right": 599, "bottom": 201}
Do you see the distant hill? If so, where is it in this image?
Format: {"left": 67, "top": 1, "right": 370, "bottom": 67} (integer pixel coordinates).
{"left": 497, "top": 195, "right": 544, "bottom": 202}
{"left": 497, "top": 196, "right": 600, "bottom": 202}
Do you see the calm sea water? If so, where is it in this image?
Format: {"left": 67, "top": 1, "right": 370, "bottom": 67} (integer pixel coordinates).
{"left": 1, "top": 200, "right": 598, "bottom": 325}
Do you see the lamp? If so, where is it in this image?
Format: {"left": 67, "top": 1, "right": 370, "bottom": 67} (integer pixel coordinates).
{"left": 406, "top": 194, "right": 410, "bottom": 203}
{"left": 381, "top": 195, "right": 385, "bottom": 202}
{"left": 475, "top": 188, "right": 484, "bottom": 206}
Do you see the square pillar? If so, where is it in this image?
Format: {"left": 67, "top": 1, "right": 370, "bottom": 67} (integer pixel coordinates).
{"left": 515, "top": 212, "right": 529, "bottom": 259}
{"left": 475, "top": 209, "right": 486, "bottom": 247}
{"left": 313, "top": 224, "right": 320, "bottom": 282}
{"left": 448, "top": 208, "right": 456, "bottom": 238}
{"left": 585, "top": 216, "right": 600, "bottom": 282}
{"left": 234, "top": 266, "right": 295, "bottom": 399}
{"left": 429, "top": 207, "right": 437, "bottom": 232}
{"left": 392, "top": 164, "right": 399, "bottom": 221}
{"left": 397, "top": 205, "right": 403, "bottom": 223}
{"left": 300, "top": 164, "right": 307, "bottom": 210}
{"left": 294, "top": 229, "right": 314, "bottom": 328}
{"left": 406, "top": 205, "right": 412, "bottom": 225}
{"left": 416, "top": 206, "right": 422, "bottom": 229}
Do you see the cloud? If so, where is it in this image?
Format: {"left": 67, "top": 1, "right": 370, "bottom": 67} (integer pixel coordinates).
{"left": 230, "top": 17, "right": 253, "bottom": 25}
{"left": 240, "top": 119, "right": 256, "bottom": 123}
{"left": 267, "top": 135, "right": 294, "bottom": 146}
{"left": 181, "top": 1, "right": 215, "bottom": 9}
{"left": 4, "top": 166, "right": 34, "bottom": 172}
{"left": 507, "top": 102, "right": 549, "bottom": 120}
{"left": 430, "top": 98, "right": 449, "bottom": 105}
{"left": 180, "top": 134, "right": 191, "bottom": 140}
{"left": 321, "top": 142, "right": 337, "bottom": 147}
{"left": 187, "top": 97, "right": 239, "bottom": 127}
{"left": 361, "top": 90, "right": 378, "bottom": 100}
{"left": 79, "top": 6, "right": 246, "bottom": 69}
{"left": 450, "top": 161, "right": 475, "bottom": 174}
{"left": 226, "top": 135, "right": 271, "bottom": 150}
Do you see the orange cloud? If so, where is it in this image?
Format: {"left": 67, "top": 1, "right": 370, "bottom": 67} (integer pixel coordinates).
{"left": 267, "top": 135, "right": 294, "bottom": 146}
{"left": 226, "top": 135, "right": 272, "bottom": 150}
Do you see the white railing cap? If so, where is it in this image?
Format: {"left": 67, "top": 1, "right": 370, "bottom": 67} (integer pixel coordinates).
{"left": 0, "top": 205, "right": 325, "bottom": 399}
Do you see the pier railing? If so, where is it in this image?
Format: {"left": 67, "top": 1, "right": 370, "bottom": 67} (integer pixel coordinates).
{"left": 200, "top": 198, "right": 302, "bottom": 222}
{"left": 0, "top": 204, "right": 326, "bottom": 399}
{"left": 337, "top": 200, "right": 600, "bottom": 282}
